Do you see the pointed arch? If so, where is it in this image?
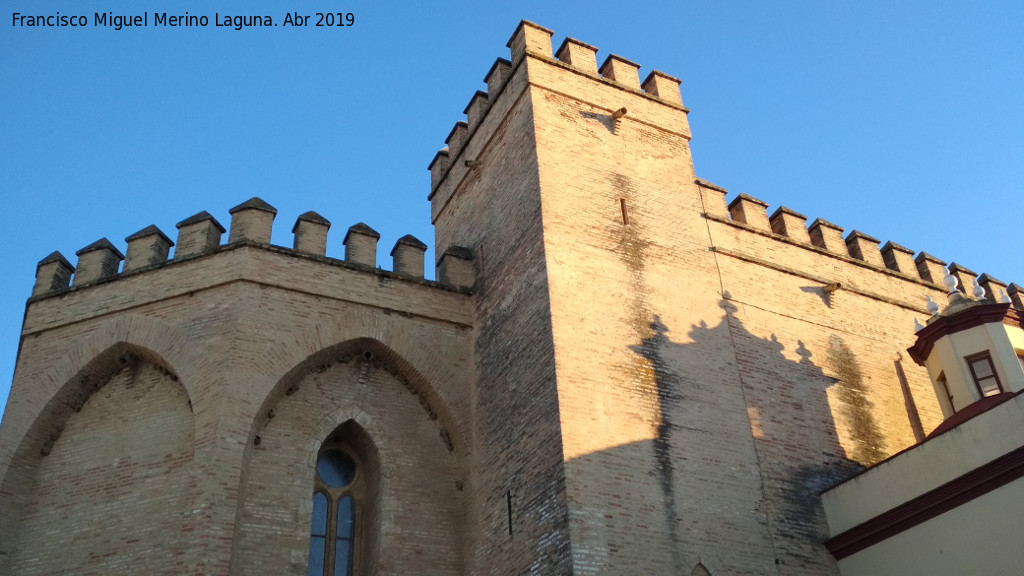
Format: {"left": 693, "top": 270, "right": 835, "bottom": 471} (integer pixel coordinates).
{"left": 2, "top": 314, "right": 197, "bottom": 484}
{"left": 0, "top": 315, "right": 199, "bottom": 574}
{"left": 1, "top": 341, "right": 195, "bottom": 573}
{"left": 305, "top": 407, "right": 395, "bottom": 482}
{"left": 306, "top": 418, "right": 382, "bottom": 576}
{"left": 232, "top": 337, "right": 466, "bottom": 575}
{"left": 250, "top": 337, "right": 466, "bottom": 459}
{"left": 11, "top": 341, "right": 189, "bottom": 464}
{"left": 228, "top": 304, "right": 472, "bottom": 460}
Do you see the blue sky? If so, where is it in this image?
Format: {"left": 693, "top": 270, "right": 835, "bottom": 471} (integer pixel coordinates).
{"left": 2, "top": 1, "right": 1022, "bottom": 418}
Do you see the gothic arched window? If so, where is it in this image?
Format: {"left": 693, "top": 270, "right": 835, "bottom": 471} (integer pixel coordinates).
{"left": 309, "top": 445, "right": 362, "bottom": 576}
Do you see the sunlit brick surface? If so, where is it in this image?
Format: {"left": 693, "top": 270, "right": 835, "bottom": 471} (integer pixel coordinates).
{"left": 0, "top": 20, "right": 1009, "bottom": 576}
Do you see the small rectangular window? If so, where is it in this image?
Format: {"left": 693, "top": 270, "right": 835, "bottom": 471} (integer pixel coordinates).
{"left": 966, "top": 353, "right": 1003, "bottom": 397}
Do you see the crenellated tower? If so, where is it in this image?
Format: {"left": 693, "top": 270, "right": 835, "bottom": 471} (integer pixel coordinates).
{"left": 3, "top": 19, "right": 1022, "bottom": 576}
{"left": 426, "top": 20, "right": 1023, "bottom": 576}
{"left": 428, "top": 20, "right": 776, "bottom": 574}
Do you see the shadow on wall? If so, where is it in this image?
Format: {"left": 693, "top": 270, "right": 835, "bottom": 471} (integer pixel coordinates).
{"left": 574, "top": 303, "right": 879, "bottom": 574}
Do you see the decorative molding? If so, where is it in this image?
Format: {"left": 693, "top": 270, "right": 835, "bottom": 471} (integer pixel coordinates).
{"left": 826, "top": 442, "right": 1024, "bottom": 560}
{"left": 907, "top": 303, "right": 1019, "bottom": 364}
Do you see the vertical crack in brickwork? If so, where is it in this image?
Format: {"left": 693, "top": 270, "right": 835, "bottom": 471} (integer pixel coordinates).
{"left": 723, "top": 312, "right": 866, "bottom": 572}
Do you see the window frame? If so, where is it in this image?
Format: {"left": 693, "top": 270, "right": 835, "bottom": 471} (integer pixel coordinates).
{"left": 965, "top": 352, "right": 1003, "bottom": 398}
{"left": 310, "top": 441, "right": 365, "bottom": 576}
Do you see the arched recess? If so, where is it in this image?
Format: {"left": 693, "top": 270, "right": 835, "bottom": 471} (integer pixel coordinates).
{"left": 0, "top": 314, "right": 200, "bottom": 474}
{"left": 1, "top": 341, "right": 195, "bottom": 575}
{"left": 248, "top": 337, "right": 467, "bottom": 458}
{"left": 232, "top": 338, "right": 466, "bottom": 575}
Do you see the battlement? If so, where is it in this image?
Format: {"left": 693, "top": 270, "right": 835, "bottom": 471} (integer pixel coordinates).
{"left": 428, "top": 20, "right": 687, "bottom": 203}
{"left": 697, "top": 179, "right": 1021, "bottom": 309}
{"left": 7, "top": 20, "right": 1020, "bottom": 576}
{"left": 30, "top": 197, "right": 475, "bottom": 299}
{"left": 421, "top": 19, "right": 1021, "bottom": 333}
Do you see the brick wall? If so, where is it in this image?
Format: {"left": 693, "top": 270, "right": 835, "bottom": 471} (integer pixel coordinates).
{"left": 235, "top": 353, "right": 463, "bottom": 575}
{"left": 9, "top": 359, "right": 193, "bottom": 575}
{"left": 526, "top": 47, "right": 780, "bottom": 573}
{"left": 0, "top": 248, "right": 474, "bottom": 575}
{"left": 0, "top": 20, "right": 1015, "bottom": 576}
{"left": 431, "top": 24, "right": 956, "bottom": 575}
{"left": 432, "top": 46, "right": 575, "bottom": 575}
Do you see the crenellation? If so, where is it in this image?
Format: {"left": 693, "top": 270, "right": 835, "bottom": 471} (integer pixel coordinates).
{"left": 484, "top": 58, "right": 513, "bottom": 98}
{"left": 695, "top": 178, "right": 729, "bottom": 219}
{"left": 390, "top": 235, "right": 428, "bottom": 279}
{"left": 445, "top": 121, "right": 469, "bottom": 160}
{"left": 29, "top": 203, "right": 470, "bottom": 295}
{"left": 703, "top": 184, "right": 975, "bottom": 287}
{"left": 880, "top": 241, "right": 916, "bottom": 275}
{"left": 124, "top": 225, "right": 174, "bottom": 273}
{"left": 73, "top": 238, "right": 124, "bottom": 286}
{"left": 914, "top": 252, "right": 947, "bottom": 285}
{"left": 174, "top": 211, "right": 225, "bottom": 259}
{"left": 946, "top": 263, "right": 977, "bottom": 295}
{"left": 463, "top": 91, "right": 490, "bottom": 132}
{"left": 709, "top": 198, "right": 975, "bottom": 292}
{"left": 769, "top": 206, "right": 810, "bottom": 243}
{"left": 1008, "top": 283, "right": 1024, "bottom": 310}
{"left": 228, "top": 197, "right": 277, "bottom": 244}
{"left": 598, "top": 54, "right": 642, "bottom": 90}
{"left": 32, "top": 251, "right": 74, "bottom": 297}
{"left": 977, "top": 273, "right": 1008, "bottom": 302}
{"left": 429, "top": 149, "right": 451, "bottom": 192}
{"left": 555, "top": 37, "right": 599, "bottom": 74}
{"left": 431, "top": 22, "right": 693, "bottom": 215}
{"left": 641, "top": 70, "right": 683, "bottom": 106}
{"left": 436, "top": 246, "right": 474, "bottom": 291}
{"left": 808, "top": 217, "right": 846, "bottom": 254}
{"left": 728, "top": 193, "right": 771, "bottom": 231}
{"left": 844, "top": 230, "right": 884, "bottom": 268}
{"left": 7, "top": 21, "right": 1020, "bottom": 576}
{"left": 292, "top": 211, "right": 331, "bottom": 256}
{"left": 343, "top": 222, "right": 380, "bottom": 268}
{"left": 506, "top": 20, "right": 553, "bottom": 65}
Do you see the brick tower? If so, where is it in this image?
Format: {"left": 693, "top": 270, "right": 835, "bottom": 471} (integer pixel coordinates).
{"left": 2, "top": 19, "right": 1020, "bottom": 576}
{"left": 428, "top": 21, "right": 780, "bottom": 574}
{"left": 427, "top": 21, "right": 967, "bottom": 575}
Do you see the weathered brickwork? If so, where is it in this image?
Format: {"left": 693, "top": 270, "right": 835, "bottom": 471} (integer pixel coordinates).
{"left": 1, "top": 20, "right": 1019, "bottom": 576}
{"left": 235, "top": 354, "right": 464, "bottom": 575}
{"left": 10, "top": 359, "right": 192, "bottom": 575}
{"left": 430, "top": 25, "right": 581, "bottom": 573}
{"left": 0, "top": 251, "right": 473, "bottom": 575}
